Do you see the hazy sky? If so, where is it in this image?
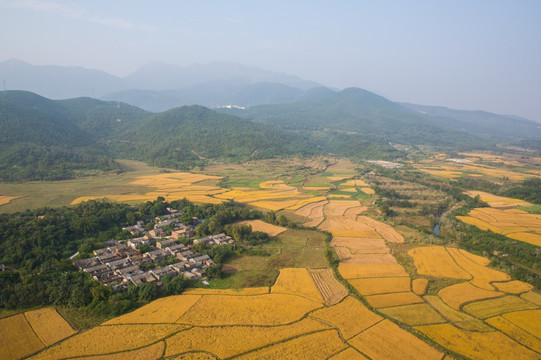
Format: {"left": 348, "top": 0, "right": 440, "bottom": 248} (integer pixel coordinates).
{"left": 1, "top": 0, "right": 540, "bottom": 121}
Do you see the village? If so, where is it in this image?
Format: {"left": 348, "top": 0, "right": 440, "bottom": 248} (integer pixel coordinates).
{"left": 74, "top": 207, "right": 235, "bottom": 291}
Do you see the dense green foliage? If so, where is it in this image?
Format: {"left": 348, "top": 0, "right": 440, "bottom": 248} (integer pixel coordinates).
{"left": 504, "top": 178, "right": 541, "bottom": 204}
{"left": 0, "top": 198, "right": 262, "bottom": 315}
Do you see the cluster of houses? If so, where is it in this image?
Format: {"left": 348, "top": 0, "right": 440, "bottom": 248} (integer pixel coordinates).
{"left": 74, "top": 208, "right": 235, "bottom": 291}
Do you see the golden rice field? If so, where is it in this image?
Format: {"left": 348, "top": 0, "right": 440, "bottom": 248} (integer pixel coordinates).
{"left": 485, "top": 316, "right": 541, "bottom": 353}
{"left": 423, "top": 295, "right": 493, "bottom": 331}
{"left": 412, "top": 278, "right": 429, "bottom": 295}
{"left": 348, "top": 277, "right": 411, "bottom": 295}
{"left": 75, "top": 341, "right": 165, "bottom": 360}
{"left": 462, "top": 295, "right": 538, "bottom": 319}
{"left": 364, "top": 291, "right": 424, "bottom": 309}
{"left": 71, "top": 171, "right": 226, "bottom": 205}
{"left": 164, "top": 318, "right": 331, "bottom": 358}
{"left": 24, "top": 308, "right": 76, "bottom": 346}
{"left": 338, "top": 263, "right": 408, "bottom": 279}
{"left": 342, "top": 179, "right": 369, "bottom": 187}
{"left": 308, "top": 268, "right": 348, "bottom": 305}
{"left": 324, "top": 200, "right": 362, "bottom": 217}
{"left": 181, "top": 287, "right": 270, "bottom": 296}
{"left": 104, "top": 294, "right": 202, "bottom": 324}
{"left": 521, "top": 292, "right": 541, "bottom": 306}
{"left": 329, "top": 347, "right": 369, "bottom": 360}
{"left": 465, "top": 191, "right": 532, "bottom": 208}
{"left": 502, "top": 309, "right": 541, "bottom": 339}
{"left": 408, "top": 247, "right": 471, "bottom": 280}
{"left": 270, "top": 268, "right": 324, "bottom": 303}
{"left": 492, "top": 280, "right": 534, "bottom": 294}
{"left": 234, "top": 329, "right": 347, "bottom": 360}
{"left": 446, "top": 247, "right": 510, "bottom": 290}
{"left": 0, "top": 313, "right": 45, "bottom": 360}
{"left": 438, "top": 282, "right": 503, "bottom": 310}
{"left": 349, "top": 319, "right": 443, "bottom": 360}
{"left": 379, "top": 303, "right": 446, "bottom": 325}
{"left": 360, "top": 187, "right": 375, "bottom": 195}
{"left": 310, "top": 296, "right": 382, "bottom": 339}
{"left": 236, "top": 219, "right": 287, "bottom": 236}
{"left": 28, "top": 324, "right": 186, "bottom": 360}
{"left": 416, "top": 323, "right": 540, "bottom": 360}
{"left": 177, "top": 294, "right": 322, "bottom": 326}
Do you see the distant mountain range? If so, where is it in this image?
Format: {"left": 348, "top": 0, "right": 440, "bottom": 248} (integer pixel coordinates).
{"left": 0, "top": 59, "right": 322, "bottom": 110}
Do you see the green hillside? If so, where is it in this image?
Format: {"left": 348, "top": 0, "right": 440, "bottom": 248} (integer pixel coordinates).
{"left": 223, "top": 87, "right": 487, "bottom": 148}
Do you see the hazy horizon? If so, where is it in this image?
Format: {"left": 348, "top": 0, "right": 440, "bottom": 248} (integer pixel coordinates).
{"left": 1, "top": 0, "right": 540, "bottom": 121}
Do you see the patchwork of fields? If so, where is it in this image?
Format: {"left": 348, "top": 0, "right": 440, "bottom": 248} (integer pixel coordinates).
{"left": 1, "top": 157, "right": 540, "bottom": 359}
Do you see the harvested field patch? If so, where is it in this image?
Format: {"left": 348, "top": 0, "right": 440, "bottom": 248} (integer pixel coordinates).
{"left": 462, "top": 295, "right": 538, "bottom": 319}
{"left": 249, "top": 199, "right": 300, "bottom": 211}
{"left": 416, "top": 323, "right": 539, "bottom": 360}
{"left": 287, "top": 196, "right": 328, "bottom": 210}
{"left": 379, "top": 303, "right": 446, "bottom": 325}
{"left": 342, "top": 180, "right": 369, "bottom": 187}
{"left": 350, "top": 319, "right": 443, "bottom": 360}
{"left": 0, "top": 313, "right": 44, "bottom": 360}
{"left": 310, "top": 296, "right": 382, "bottom": 339}
{"left": 104, "top": 295, "right": 201, "bottom": 324}
{"left": 338, "top": 263, "right": 408, "bottom": 279}
{"left": 331, "top": 237, "right": 388, "bottom": 254}
{"left": 446, "top": 247, "right": 510, "bottom": 290}
{"left": 408, "top": 246, "right": 471, "bottom": 280}
{"left": 365, "top": 292, "right": 424, "bottom": 308}
{"left": 338, "top": 253, "right": 396, "bottom": 264}
{"left": 324, "top": 200, "right": 361, "bottom": 216}
{"left": 503, "top": 309, "right": 541, "bottom": 339}
{"left": 271, "top": 268, "right": 323, "bottom": 303}
{"left": 237, "top": 219, "right": 286, "bottom": 236}
{"left": 29, "top": 324, "right": 185, "bottom": 360}
{"left": 412, "top": 278, "right": 429, "bottom": 295}
{"left": 234, "top": 329, "right": 347, "bottom": 360}
{"left": 303, "top": 186, "right": 330, "bottom": 191}
{"left": 25, "top": 308, "right": 76, "bottom": 346}
{"left": 329, "top": 194, "right": 352, "bottom": 199}
{"left": 493, "top": 280, "right": 534, "bottom": 294}
{"left": 360, "top": 187, "right": 375, "bottom": 195}
{"left": 343, "top": 206, "right": 368, "bottom": 219}
{"left": 182, "top": 287, "right": 269, "bottom": 296}
{"left": 259, "top": 180, "right": 295, "bottom": 190}
{"left": 423, "top": 295, "right": 492, "bottom": 331}
{"left": 0, "top": 195, "right": 20, "bottom": 206}
{"left": 348, "top": 277, "right": 411, "bottom": 295}
{"left": 165, "top": 318, "right": 330, "bottom": 358}
{"left": 328, "top": 229, "right": 381, "bottom": 238}
{"left": 308, "top": 268, "right": 348, "bottom": 305}
{"left": 295, "top": 200, "right": 327, "bottom": 217}
{"left": 486, "top": 316, "right": 541, "bottom": 353}
{"left": 177, "top": 294, "right": 322, "bottom": 326}
{"left": 438, "top": 282, "right": 503, "bottom": 310}
{"left": 341, "top": 187, "right": 358, "bottom": 192}
{"left": 75, "top": 341, "right": 165, "bottom": 360}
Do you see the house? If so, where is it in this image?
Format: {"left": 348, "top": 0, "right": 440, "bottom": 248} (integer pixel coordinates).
{"left": 116, "top": 265, "right": 141, "bottom": 277}
{"left": 97, "top": 252, "right": 121, "bottom": 263}
{"left": 74, "top": 257, "right": 100, "bottom": 270}
{"left": 144, "top": 249, "right": 169, "bottom": 261}
{"left": 148, "top": 229, "right": 166, "bottom": 238}
{"left": 171, "top": 225, "right": 194, "bottom": 239}
{"left": 129, "top": 271, "right": 157, "bottom": 286}
{"left": 151, "top": 266, "right": 178, "bottom": 280}
{"left": 157, "top": 239, "right": 177, "bottom": 249}
{"left": 176, "top": 250, "right": 195, "bottom": 261}
{"left": 106, "top": 258, "right": 131, "bottom": 270}
{"left": 127, "top": 237, "right": 149, "bottom": 249}
{"left": 171, "top": 261, "right": 190, "bottom": 272}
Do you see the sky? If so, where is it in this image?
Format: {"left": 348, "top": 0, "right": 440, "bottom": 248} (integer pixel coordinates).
{"left": 1, "top": 0, "right": 540, "bottom": 121}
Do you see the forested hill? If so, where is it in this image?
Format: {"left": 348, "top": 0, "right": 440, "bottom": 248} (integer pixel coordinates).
{"left": 219, "top": 87, "right": 488, "bottom": 148}
{"left": 0, "top": 91, "right": 320, "bottom": 181}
